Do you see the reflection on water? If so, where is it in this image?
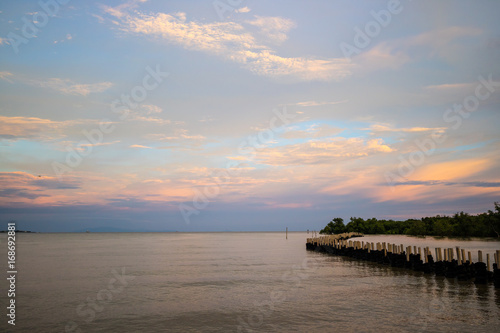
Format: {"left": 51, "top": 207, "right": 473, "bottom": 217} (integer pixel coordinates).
{"left": 0, "top": 232, "right": 498, "bottom": 332}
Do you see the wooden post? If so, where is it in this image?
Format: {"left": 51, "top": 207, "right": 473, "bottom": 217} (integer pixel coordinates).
{"left": 413, "top": 246, "right": 417, "bottom": 254}
{"left": 478, "top": 250, "right": 483, "bottom": 263}
{"left": 487, "top": 253, "right": 491, "bottom": 271}
{"left": 406, "top": 246, "right": 410, "bottom": 262}
{"left": 444, "top": 249, "right": 448, "bottom": 262}
{"left": 497, "top": 251, "right": 500, "bottom": 266}
{"left": 461, "top": 249, "right": 466, "bottom": 264}
{"left": 286, "top": 227, "right": 288, "bottom": 239}
{"left": 435, "top": 248, "right": 439, "bottom": 262}
{"left": 418, "top": 247, "right": 421, "bottom": 260}
{"left": 467, "top": 251, "right": 471, "bottom": 264}
{"left": 456, "top": 247, "right": 461, "bottom": 265}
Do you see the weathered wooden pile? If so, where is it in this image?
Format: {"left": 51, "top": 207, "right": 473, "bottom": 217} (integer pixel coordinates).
{"left": 306, "top": 235, "right": 500, "bottom": 287}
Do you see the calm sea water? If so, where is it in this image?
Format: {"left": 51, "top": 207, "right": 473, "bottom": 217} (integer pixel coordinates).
{"left": 1, "top": 232, "right": 500, "bottom": 332}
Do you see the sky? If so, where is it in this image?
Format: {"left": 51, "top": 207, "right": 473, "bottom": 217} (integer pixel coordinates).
{"left": 0, "top": 0, "right": 499, "bottom": 232}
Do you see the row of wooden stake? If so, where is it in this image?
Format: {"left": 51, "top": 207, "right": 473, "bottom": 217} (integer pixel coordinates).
{"left": 307, "top": 236, "right": 500, "bottom": 272}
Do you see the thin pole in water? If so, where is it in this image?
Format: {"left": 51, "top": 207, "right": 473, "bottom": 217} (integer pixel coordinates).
{"left": 286, "top": 227, "right": 288, "bottom": 239}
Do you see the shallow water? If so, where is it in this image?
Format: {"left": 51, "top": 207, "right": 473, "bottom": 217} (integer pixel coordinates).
{"left": 1, "top": 232, "right": 499, "bottom": 332}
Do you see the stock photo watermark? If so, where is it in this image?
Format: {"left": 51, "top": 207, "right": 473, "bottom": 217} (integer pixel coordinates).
{"left": 340, "top": 0, "right": 410, "bottom": 58}
{"left": 213, "top": 0, "right": 246, "bottom": 21}
{"left": 178, "top": 106, "right": 296, "bottom": 224}
{"left": 237, "top": 257, "right": 319, "bottom": 332}
{"left": 51, "top": 65, "right": 168, "bottom": 179}
{"left": 385, "top": 74, "right": 500, "bottom": 189}
{"left": 64, "top": 267, "right": 135, "bottom": 333}
{"left": 6, "top": 221, "right": 17, "bottom": 326}
{"left": 5, "top": 0, "right": 71, "bottom": 54}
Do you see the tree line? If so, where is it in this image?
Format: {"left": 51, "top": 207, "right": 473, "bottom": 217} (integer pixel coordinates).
{"left": 319, "top": 202, "right": 500, "bottom": 238}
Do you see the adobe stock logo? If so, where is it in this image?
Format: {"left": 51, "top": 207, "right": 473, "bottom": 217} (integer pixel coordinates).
{"left": 385, "top": 74, "right": 500, "bottom": 189}
{"left": 339, "top": 0, "right": 410, "bottom": 59}
{"left": 5, "top": 0, "right": 71, "bottom": 54}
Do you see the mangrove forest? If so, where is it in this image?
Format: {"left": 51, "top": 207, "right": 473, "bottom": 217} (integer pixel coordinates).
{"left": 320, "top": 202, "right": 500, "bottom": 238}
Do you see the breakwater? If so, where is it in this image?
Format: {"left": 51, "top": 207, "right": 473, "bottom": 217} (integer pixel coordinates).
{"left": 306, "top": 234, "right": 500, "bottom": 287}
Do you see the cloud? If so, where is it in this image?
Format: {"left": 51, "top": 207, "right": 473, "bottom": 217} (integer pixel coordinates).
{"left": 292, "top": 99, "right": 349, "bottom": 107}
{"left": 32, "top": 78, "right": 113, "bottom": 96}
{"left": 281, "top": 123, "right": 342, "bottom": 139}
{"left": 140, "top": 104, "right": 162, "bottom": 115}
{"left": 235, "top": 7, "right": 251, "bottom": 13}
{"left": 353, "top": 26, "right": 483, "bottom": 72}
{"left": 53, "top": 33, "right": 74, "bottom": 44}
{"left": 1, "top": 72, "right": 113, "bottom": 96}
{"left": 354, "top": 42, "right": 411, "bottom": 72}
{"left": 117, "top": 104, "right": 172, "bottom": 124}
{"left": 424, "top": 83, "right": 476, "bottom": 91}
{"left": 255, "top": 137, "right": 392, "bottom": 166}
{"left": 76, "top": 140, "right": 120, "bottom": 152}
{"left": 0, "top": 116, "right": 118, "bottom": 142}
{"left": 0, "top": 71, "right": 13, "bottom": 82}
{"left": 390, "top": 180, "right": 500, "bottom": 188}
{"left": 245, "top": 15, "right": 295, "bottom": 43}
{"left": 0, "top": 188, "right": 49, "bottom": 200}
{"left": 0, "top": 172, "right": 81, "bottom": 202}
{"left": 0, "top": 115, "right": 65, "bottom": 140}
{"left": 100, "top": 0, "right": 147, "bottom": 19}
{"left": 130, "top": 144, "right": 152, "bottom": 149}
{"left": 368, "top": 124, "right": 446, "bottom": 133}
{"left": 412, "top": 158, "right": 491, "bottom": 182}
{"left": 103, "top": 8, "right": 353, "bottom": 81}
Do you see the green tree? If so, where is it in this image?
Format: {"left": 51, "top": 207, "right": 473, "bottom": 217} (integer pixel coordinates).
{"left": 406, "top": 220, "right": 426, "bottom": 236}
{"left": 320, "top": 218, "right": 345, "bottom": 234}
{"left": 432, "top": 217, "right": 453, "bottom": 237}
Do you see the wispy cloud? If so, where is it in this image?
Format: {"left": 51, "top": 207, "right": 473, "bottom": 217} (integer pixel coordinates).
{"left": 0, "top": 71, "right": 13, "bottom": 82}
{"left": 0, "top": 172, "right": 81, "bottom": 202}
{"left": 53, "top": 33, "right": 74, "bottom": 44}
{"left": 235, "top": 7, "right": 251, "bottom": 14}
{"left": 281, "top": 123, "right": 342, "bottom": 139}
{"left": 354, "top": 26, "right": 483, "bottom": 72}
{"left": 245, "top": 15, "right": 295, "bottom": 43}
{"left": 424, "top": 83, "right": 476, "bottom": 91}
{"left": 1, "top": 72, "right": 113, "bottom": 96}
{"left": 130, "top": 144, "right": 152, "bottom": 149}
{"left": 390, "top": 180, "right": 500, "bottom": 188}
{"left": 368, "top": 124, "right": 446, "bottom": 133}
{"left": 31, "top": 78, "right": 113, "bottom": 96}
{"left": 255, "top": 137, "right": 392, "bottom": 166}
{"left": 76, "top": 140, "right": 120, "bottom": 151}
{"left": 0, "top": 116, "right": 116, "bottom": 142}
{"left": 292, "top": 99, "right": 348, "bottom": 107}
{"left": 0, "top": 115, "right": 65, "bottom": 140}
{"left": 102, "top": 8, "right": 353, "bottom": 81}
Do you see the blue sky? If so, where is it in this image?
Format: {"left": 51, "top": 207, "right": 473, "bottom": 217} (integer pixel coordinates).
{"left": 1, "top": 0, "right": 499, "bottom": 232}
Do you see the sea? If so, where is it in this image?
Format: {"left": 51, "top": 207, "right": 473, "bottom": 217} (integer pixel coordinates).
{"left": 1, "top": 232, "right": 499, "bottom": 332}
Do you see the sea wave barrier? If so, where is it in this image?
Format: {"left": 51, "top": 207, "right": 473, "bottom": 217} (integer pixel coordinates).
{"left": 306, "top": 234, "right": 500, "bottom": 287}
